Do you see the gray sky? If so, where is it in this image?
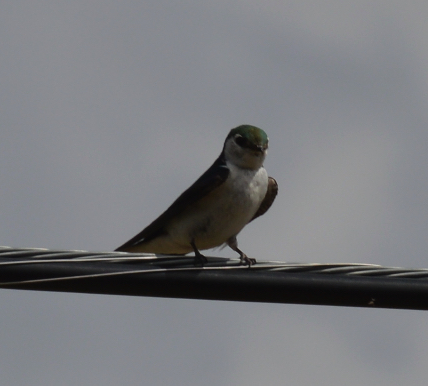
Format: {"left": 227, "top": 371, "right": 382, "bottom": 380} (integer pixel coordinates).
{"left": 1, "top": 1, "right": 428, "bottom": 385}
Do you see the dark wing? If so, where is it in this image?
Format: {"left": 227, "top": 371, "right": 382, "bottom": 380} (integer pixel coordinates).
{"left": 115, "top": 154, "right": 229, "bottom": 251}
{"left": 249, "top": 176, "right": 278, "bottom": 222}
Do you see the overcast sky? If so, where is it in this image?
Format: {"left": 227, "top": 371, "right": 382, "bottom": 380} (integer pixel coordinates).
{"left": 1, "top": 1, "right": 428, "bottom": 385}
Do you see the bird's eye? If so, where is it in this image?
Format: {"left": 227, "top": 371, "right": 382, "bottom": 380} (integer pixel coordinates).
{"left": 234, "top": 135, "right": 247, "bottom": 147}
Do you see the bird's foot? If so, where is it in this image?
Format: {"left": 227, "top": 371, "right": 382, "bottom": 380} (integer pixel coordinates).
{"left": 191, "top": 240, "right": 207, "bottom": 266}
{"left": 240, "top": 254, "right": 256, "bottom": 267}
{"left": 227, "top": 236, "right": 256, "bottom": 267}
{"left": 194, "top": 252, "right": 207, "bottom": 266}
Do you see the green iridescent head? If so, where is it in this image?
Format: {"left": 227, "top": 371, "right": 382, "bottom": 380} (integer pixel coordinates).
{"left": 225, "top": 125, "right": 268, "bottom": 152}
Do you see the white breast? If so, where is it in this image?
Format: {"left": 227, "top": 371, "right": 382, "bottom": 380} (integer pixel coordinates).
{"left": 166, "top": 162, "right": 269, "bottom": 251}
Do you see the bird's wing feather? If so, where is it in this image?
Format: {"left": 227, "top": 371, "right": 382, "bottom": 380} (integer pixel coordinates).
{"left": 115, "top": 155, "right": 229, "bottom": 251}
{"left": 249, "top": 176, "right": 278, "bottom": 222}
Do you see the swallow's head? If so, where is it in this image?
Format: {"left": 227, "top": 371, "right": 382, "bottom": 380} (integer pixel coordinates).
{"left": 224, "top": 125, "right": 269, "bottom": 169}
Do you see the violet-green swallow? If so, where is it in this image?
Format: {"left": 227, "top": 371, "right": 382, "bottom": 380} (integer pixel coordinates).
{"left": 115, "top": 125, "right": 278, "bottom": 265}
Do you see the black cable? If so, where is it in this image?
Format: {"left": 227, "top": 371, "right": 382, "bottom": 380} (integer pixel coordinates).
{"left": 1, "top": 246, "right": 428, "bottom": 310}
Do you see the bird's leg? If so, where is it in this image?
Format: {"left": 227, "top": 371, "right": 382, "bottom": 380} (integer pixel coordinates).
{"left": 190, "top": 239, "right": 207, "bottom": 265}
{"left": 227, "top": 236, "right": 256, "bottom": 266}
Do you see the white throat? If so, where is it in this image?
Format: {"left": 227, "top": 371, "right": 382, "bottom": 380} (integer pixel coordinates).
{"left": 224, "top": 138, "right": 267, "bottom": 170}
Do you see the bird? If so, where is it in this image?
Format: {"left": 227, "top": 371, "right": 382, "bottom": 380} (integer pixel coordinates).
{"left": 115, "top": 125, "right": 278, "bottom": 265}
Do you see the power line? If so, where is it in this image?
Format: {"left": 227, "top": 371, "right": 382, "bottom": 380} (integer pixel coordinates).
{"left": 1, "top": 246, "right": 428, "bottom": 310}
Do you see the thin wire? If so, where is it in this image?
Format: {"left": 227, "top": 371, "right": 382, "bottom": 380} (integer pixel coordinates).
{"left": 1, "top": 246, "right": 428, "bottom": 279}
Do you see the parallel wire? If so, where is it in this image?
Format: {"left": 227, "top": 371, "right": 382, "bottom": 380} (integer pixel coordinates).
{"left": 1, "top": 246, "right": 428, "bottom": 282}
